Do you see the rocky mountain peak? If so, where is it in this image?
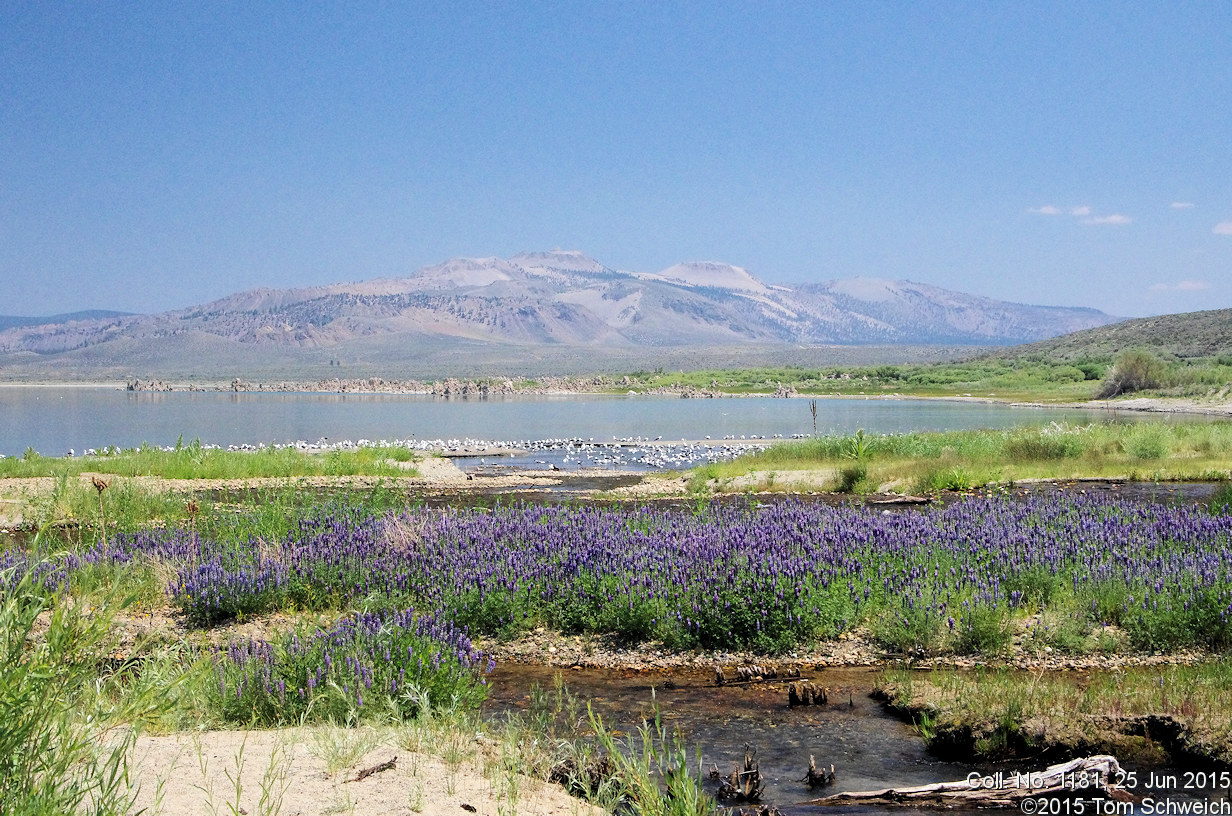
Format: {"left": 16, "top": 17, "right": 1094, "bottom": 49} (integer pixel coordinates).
{"left": 650, "top": 261, "right": 769, "bottom": 293}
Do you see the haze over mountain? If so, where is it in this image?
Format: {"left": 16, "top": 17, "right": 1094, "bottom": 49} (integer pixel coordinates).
{"left": 0, "top": 310, "right": 134, "bottom": 333}
{"left": 0, "top": 251, "right": 1117, "bottom": 380}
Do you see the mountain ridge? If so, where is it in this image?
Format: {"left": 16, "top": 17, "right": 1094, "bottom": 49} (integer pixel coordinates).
{"left": 0, "top": 310, "right": 135, "bottom": 332}
{"left": 0, "top": 251, "right": 1119, "bottom": 378}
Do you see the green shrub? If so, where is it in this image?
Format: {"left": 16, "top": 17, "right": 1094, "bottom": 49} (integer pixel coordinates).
{"left": 1085, "top": 581, "right": 1131, "bottom": 625}
{"left": 836, "top": 462, "right": 868, "bottom": 493}
{"left": 1003, "top": 566, "right": 1064, "bottom": 611}
{"left": 1021, "top": 614, "right": 1093, "bottom": 654}
{"left": 1098, "top": 350, "right": 1167, "bottom": 397}
{"left": 687, "top": 464, "right": 720, "bottom": 494}
{"left": 1075, "top": 361, "right": 1108, "bottom": 381}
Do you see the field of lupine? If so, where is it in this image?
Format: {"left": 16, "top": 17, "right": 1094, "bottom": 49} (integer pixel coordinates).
{"left": 203, "top": 495, "right": 1232, "bottom": 654}
{"left": 6, "top": 493, "right": 1232, "bottom": 726}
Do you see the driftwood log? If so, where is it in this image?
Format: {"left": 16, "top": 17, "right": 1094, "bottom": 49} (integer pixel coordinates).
{"left": 804, "top": 755, "right": 1134, "bottom": 808}
{"left": 714, "top": 663, "right": 801, "bottom": 686}
{"left": 352, "top": 756, "right": 397, "bottom": 782}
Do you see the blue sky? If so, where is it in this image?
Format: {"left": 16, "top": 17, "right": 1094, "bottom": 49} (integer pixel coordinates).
{"left": 3, "top": 3, "right": 1231, "bottom": 318}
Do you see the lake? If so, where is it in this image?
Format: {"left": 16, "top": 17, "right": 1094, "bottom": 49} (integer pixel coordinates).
{"left": 0, "top": 386, "right": 1178, "bottom": 460}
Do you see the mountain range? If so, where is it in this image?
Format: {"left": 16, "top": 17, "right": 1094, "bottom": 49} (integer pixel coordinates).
{"left": 0, "top": 251, "right": 1118, "bottom": 379}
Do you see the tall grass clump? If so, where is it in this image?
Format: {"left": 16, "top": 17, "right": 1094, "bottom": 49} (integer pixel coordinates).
{"left": 835, "top": 428, "right": 874, "bottom": 493}
{"left": 1124, "top": 424, "right": 1172, "bottom": 460}
{"left": 17, "top": 474, "right": 203, "bottom": 538}
{"left": 588, "top": 699, "right": 714, "bottom": 816}
{"left": 1003, "top": 426, "right": 1086, "bottom": 461}
{"left": 952, "top": 604, "right": 1013, "bottom": 655}
{"left": 0, "top": 565, "right": 177, "bottom": 816}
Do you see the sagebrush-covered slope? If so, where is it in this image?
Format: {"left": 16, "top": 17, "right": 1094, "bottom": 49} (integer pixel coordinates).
{"left": 994, "top": 308, "right": 1232, "bottom": 361}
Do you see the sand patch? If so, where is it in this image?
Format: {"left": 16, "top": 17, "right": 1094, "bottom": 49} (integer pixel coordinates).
{"left": 127, "top": 726, "right": 601, "bottom": 816}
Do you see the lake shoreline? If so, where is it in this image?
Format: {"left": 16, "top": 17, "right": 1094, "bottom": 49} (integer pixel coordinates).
{"left": 5, "top": 377, "right": 1231, "bottom": 418}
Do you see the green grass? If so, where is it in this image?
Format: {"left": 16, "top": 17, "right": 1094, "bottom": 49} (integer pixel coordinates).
{"left": 587, "top": 699, "right": 715, "bottom": 816}
{"left": 0, "top": 562, "right": 191, "bottom": 815}
{"left": 4, "top": 461, "right": 420, "bottom": 543}
{"left": 193, "top": 481, "right": 415, "bottom": 545}
{"left": 878, "top": 660, "right": 1232, "bottom": 763}
{"left": 0, "top": 438, "right": 418, "bottom": 480}
{"left": 13, "top": 472, "right": 211, "bottom": 533}
{"left": 699, "top": 421, "right": 1232, "bottom": 493}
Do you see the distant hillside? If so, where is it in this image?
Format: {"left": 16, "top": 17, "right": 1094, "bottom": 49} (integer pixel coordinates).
{"left": 795, "top": 278, "right": 1113, "bottom": 346}
{"left": 0, "top": 310, "right": 134, "bottom": 332}
{"left": 994, "top": 308, "right": 1232, "bottom": 362}
{"left": 0, "top": 251, "right": 1117, "bottom": 380}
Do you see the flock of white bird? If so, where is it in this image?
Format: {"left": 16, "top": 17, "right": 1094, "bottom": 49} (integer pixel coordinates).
{"left": 60, "top": 433, "right": 817, "bottom": 472}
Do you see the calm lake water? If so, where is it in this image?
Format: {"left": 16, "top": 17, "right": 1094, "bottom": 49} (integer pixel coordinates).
{"left": 0, "top": 386, "right": 1182, "bottom": 459}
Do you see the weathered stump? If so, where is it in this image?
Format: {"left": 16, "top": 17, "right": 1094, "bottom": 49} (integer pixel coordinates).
{"left": 801, "top": 755, "right": 836, "bottom": 789}
{"left": 717, "top": 746, "right": 765, "bottom": 803}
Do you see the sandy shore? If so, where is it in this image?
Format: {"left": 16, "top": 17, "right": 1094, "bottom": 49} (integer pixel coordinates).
{"left": 126, "top": 726, "right": 601, "bottom": 816}
{"left": 1050, "top": 395, "right": 1232, "bottom": 416}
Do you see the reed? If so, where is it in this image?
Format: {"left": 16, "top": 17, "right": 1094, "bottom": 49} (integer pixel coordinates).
{"left": 0, "top": 562, "right": 187, "bottom": 814}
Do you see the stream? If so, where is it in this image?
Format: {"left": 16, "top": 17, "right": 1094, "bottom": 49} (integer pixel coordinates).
{"left": 483, "top": 665, "right": 1229, "bottom": 814}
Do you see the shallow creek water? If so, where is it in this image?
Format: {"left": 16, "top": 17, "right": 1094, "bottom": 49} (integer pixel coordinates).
{"left": 483, "top": 665, "right": 1228, "bottom": 814}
